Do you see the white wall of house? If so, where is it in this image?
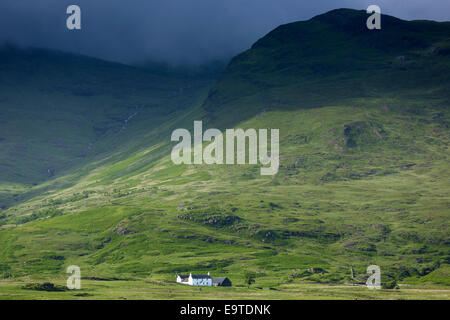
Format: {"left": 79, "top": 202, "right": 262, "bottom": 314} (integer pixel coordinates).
{"left": 177, "top": 273, "right": 213, "bottom": 286}
{"left": 188, "top": 274, "right": 212, "bottom": 286}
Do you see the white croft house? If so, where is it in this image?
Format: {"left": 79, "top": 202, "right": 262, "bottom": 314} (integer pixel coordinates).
{"left": 176, "top": 273, "right": 231, "bottom": 287}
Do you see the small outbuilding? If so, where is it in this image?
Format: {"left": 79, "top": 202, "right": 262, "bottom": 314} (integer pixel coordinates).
{"left": 212, "top": 277, "right": 232, "bottom": 287}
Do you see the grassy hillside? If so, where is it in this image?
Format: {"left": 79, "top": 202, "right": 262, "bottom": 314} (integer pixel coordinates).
{"left": 0, "top": 9, "right": 448, "bottom": 299}
{"left": 0, "top": 45, "right": 216, "bottom": 208}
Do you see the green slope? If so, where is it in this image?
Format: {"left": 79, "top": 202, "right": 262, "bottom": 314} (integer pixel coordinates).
{"left": 0, "top": 9, "right": 449, "bottom": 299}
{"left": 0, "top": 45, "right": 216, "bottom": 208}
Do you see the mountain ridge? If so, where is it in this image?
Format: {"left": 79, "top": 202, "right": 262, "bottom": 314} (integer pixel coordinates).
{"left": 0, "top": 8, "right": 448, "bottom": 298}
{"left": 203, "top": 8, "right": 450, "bottom": 128}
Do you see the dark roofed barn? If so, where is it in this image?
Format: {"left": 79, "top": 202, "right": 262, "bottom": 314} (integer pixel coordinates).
{"left": 212, "top": 277, "right": 232, "bottom": 287}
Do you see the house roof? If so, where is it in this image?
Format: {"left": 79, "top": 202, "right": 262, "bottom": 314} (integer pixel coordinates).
{"left": 177, "top": 274, "right": 189, "bottom": 279}
{"left": 191, "top": 275, "right": 211, "bottom": 279}
{"left": 212, "top": 277, "right": 228, "bottom": 284}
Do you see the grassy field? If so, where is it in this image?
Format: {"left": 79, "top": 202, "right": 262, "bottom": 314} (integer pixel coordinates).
{"left": 0, "top": 279, "right": 449, "bottom": 300}
{"left": 0, "top": 103, "right": 447, "bottom": 299}
{"left": 0, "top": 9, "right": 448, "bottom": 299}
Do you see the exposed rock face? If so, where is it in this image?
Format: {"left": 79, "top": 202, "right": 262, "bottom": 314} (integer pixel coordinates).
{"left": 343, "top": 121, "right": 385, "bottom": 148}
{"left": 113, "top": 222, "right": 137, "bottom": 235}
{"left": 47, "top": 168, "right": 55, "bottom": 177}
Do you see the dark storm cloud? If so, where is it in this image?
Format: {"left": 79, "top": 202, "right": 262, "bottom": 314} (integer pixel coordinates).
{"left": 0, "top": 0, "right": 449, "bottom": 64}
